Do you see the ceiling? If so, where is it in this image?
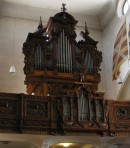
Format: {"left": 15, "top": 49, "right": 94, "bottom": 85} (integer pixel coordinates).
{"left": 1, "top": 135, "right": 130, "bottom": 148}
{"left": 4, "top": 0, "right": 109, "bottom": 16}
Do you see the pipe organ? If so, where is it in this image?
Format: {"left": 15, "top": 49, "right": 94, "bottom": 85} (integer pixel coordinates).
{"left": 21, "top": 3, "right": 115, "bottom": 135}
{"left": 1, "top": 4, "right": 130, "bottom": 136}
{"left": 23, "top": 4, "right": 102, "bottom": 97}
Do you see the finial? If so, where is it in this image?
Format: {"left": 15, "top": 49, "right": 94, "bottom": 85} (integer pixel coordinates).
{"left": 38, "top": 16, "right": 43, "bottom": 29}
{"left": 61, "top": 3, "right": 67, "bottom": 12}
{"left": 85, "top": 22, "right": 89, "bottom": 35}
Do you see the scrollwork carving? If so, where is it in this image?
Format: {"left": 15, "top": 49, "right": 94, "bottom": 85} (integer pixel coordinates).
{"left": 0, "top": 101, "right": 17, "bottom": 115}
{"left": 94, "top": 49, "right": 102, "bottom": 78}
{"left": 23, "top": 42, "right": 34, "bottom": 74}
{"left": 48, "top": 83, "right": 63, "bottom": 96}
{"left": 26, "top": 101, "right": 48, "bottom": 117}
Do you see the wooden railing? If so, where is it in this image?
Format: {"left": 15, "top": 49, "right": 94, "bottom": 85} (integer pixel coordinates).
{"left": 0, "top": 92, "right": 130, "bottom": 136}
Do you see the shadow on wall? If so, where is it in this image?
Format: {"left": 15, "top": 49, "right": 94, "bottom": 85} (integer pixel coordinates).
{"left": 118, "top": 69, "right": 130, "bottom": 100}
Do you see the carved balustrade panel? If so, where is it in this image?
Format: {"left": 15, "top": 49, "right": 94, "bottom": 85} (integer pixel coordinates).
{"left": 0, "top": 93, "right": 21, "bottom": 131}
{"left": 0, "top": 100, "right": 18, "bottom": 115}
{"left": 109, "top": 101, "right": 130, "bottom": 131}
{"left": 0, "top": 92, "right": 130, "bottom": 135}
{"left": 22, "top": 94, "right": 51, "bottom": 129}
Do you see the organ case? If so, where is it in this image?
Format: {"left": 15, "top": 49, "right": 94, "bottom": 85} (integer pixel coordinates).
{"left": 23, "top": 4, "right": 102, "bottom": 97}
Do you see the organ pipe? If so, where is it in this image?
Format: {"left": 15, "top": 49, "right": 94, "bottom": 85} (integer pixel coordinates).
{"left": 34, "top": 48, "right": 36, "bottom": 70}
{"left": 39, "top": 46, "right": 41, "bottom": 69}
{"left": 67, "top": 38, "right": 69, "bottom": 73}
{"left": 90, "top": 59, "right": 93, "bottom": 74}
{"left": 62, "top": 29, "right": 65, "bottom": 73}
{"left": 70, "top": 44, "right": 72, "bottom": 73}
{"left": 65, "top": 36, "right": 68, "bottom": 73}
{"left": 58, "top": 37, "right": 60, "bottom": 71}
{"left": 84, "top": 50, "right": 93, "bottom": 74}
{"left": 88, "top": 53, "right": 91, "bottom": 74}
{"left": 57, "top": 29, "right": 72, "bottom": 73}
{"left": 34, "top": 45, "right": 43, "bottom": 70}
{"left": 60, "top": 30, "right": 63, "bottom": 72}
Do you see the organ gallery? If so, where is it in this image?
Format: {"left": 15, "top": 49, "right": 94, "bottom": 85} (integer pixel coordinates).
{"left": 0, "top": 4, "right": 130, "bottom": 136}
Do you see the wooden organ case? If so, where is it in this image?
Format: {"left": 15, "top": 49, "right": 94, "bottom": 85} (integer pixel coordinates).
{"left": 22, "top": 4, "right": 107, "bottom": 134}
{"left": 1, "top": 4, "right": 130, "bottom": 136}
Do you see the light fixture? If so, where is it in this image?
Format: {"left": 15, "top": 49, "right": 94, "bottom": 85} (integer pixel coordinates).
{"left": 63, "top": 143, "right": 70, "bottom": 147}
{"left": 9, "top": 65, "right": 16, "bottom": 74}
{"left": 9, "top": 5, "right": 17, "bottom": 75}
{"left": 57, "top": 143, "right": 73, "bottom": 148}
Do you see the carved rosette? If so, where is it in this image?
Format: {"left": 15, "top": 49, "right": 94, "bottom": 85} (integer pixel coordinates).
{"left": 115, "top": 106, "right": 130, "bottom": 120}
{"left": 109, "top": 101, "right": 130, "bottom": 131}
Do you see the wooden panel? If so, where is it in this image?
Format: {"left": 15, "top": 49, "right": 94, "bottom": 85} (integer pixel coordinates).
{"left": 109, "top": 100, "right": 130, "bottom": 132}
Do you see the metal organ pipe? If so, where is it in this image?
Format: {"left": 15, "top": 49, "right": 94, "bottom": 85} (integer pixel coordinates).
{"left": 85, "top": 50, "right": 90, "bottom": 74}
{"left": 67, "top": 39, "right": 70, "bottom": 73}
{"left": 38, "top": 46, "right": 39, "bottom": 69}
{"left": 34, "top": 45, "right": 44, "bottom": 70}
{"left": 65, "top": 36, "right": 66, "bottom": 73}
{"left": 86, "top": 50, "right": 89, "bottom": 70}
{"left": 67, "top": 36, "right": 71, "bottom": 73}
{"left": 90, "top": 58, "right": 93, "bottom": 74}
{"left": 85, "top": 51, "right": 93, "bottom": 74}
{"left": 35, "top": 47, "right": 38, "bottom": 70}
{"left": 39, "top": 46, "right": 41, "bottom": 69}
{"left": 88, "top": 53, "right": 91, "bottom": 74}
{"left": 60, "top": 36, "right": 62, "bottom": 72}
{"left": 70, "top": 44, "right": 72, "bottom": 73}
{"left": 60, "top": 31, "right": 63, "bottom": 72}
{"left": 36, "top": 49, "right": 38, "bottom": 69}
{"left": 34, "top": 49, "right": 36, "bottom": 70}
{"left": 65, "top": 36, "right": 68, "bottom": 73}
{"left": 57, "top": 29, "right": 72, "bottom": 73}
{"left": 67, "top": 35, "right": 70, "bottom": 73}
{"left": 88, "top": 53, "right": 93, "bottom": 74}
{"left": 58, "top": 37, "right": 60, "bottom": 71}
{"left": 62, "top": 29, "right": 65, "bottom": 73}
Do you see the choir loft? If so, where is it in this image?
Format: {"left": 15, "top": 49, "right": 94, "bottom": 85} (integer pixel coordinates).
{"left": 0, "top": 2, "right": 130, "bottom": 148}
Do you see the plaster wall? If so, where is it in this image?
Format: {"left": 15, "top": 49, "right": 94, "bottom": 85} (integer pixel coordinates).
{"left": 102, "top": 6, "right": 130, "bottom": 100}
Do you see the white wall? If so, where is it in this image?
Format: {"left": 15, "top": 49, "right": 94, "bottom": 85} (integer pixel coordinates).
{"left": 98, "top": 0, "right": 118, "bottom": 29}
{"left": 0, "top": 2, "right": 103, "bottom": 94}
{"left": 102, "top": 4, "right": 130, "bottom": 100}
{"left": 0, "top": 16, "right": 37, "bottom": 93}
